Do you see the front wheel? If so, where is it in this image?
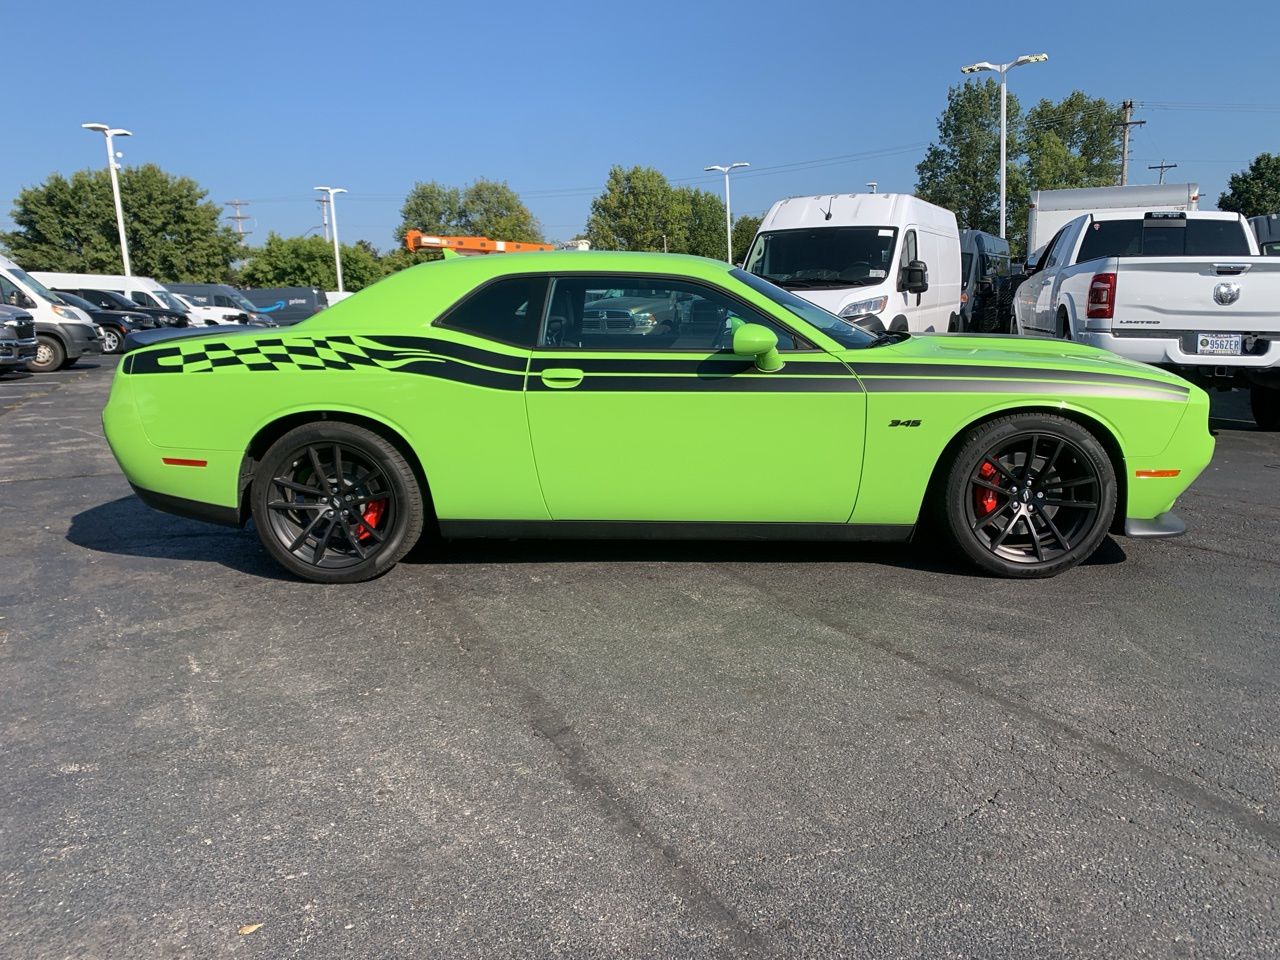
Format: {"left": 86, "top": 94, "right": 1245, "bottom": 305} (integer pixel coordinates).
{"left": 27, "top": 335, "right": 65, "bottom": 373}
{"left": 250, "top": 422, "right": 425, "bottom": 583}
{"left": 1251, "top": 384, "right": 1280, "bottom": 431}
{"left": 101, "top": 327, "right": 123, "bottom": 353}
{"left": 940, "top": 414, "right": 1117, "bottom": 578}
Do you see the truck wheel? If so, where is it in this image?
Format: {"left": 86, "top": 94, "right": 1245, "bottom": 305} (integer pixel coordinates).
{"left": 250, "top": 422, "right": 425, "bottom": 583}
{"left": 27, "top": 335, "right": 65, "bottom": 373}
{"left": 939, "top": 414, "right": 1117, "bottom": 578}
{"left": 1251, "top": 385, "right": 1280, "bottom": 431}
{"left": 1056, "top": 308, "right": 1072, "bottom": 340}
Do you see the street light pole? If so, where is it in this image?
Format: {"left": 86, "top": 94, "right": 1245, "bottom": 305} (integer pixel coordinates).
{"left": 704, "top": 162, "right": 749, "bottom": 262}
{"left": 959, "top": 53, "right": 1048, "bottom": 239}
{"left": 82, "top": 122, "right": 133, "bottom": 276}
{"left": 314, "top": 186, "right": 348, "bottom": 292}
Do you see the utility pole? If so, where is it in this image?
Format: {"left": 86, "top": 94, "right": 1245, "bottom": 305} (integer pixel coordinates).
{"left": 1116, "top": 100, "right": 1146, "bottom": 186}
{"left": 317, "top": 194, "right": 331, "bottom": 242}
{"left": 1148, "top": 160, "right": 1178, "bottom": 185}
{"left": 225, "top": 200, "right": 252, "bottom": 243}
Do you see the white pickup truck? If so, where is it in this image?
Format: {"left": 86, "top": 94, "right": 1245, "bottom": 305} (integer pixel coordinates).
{"left": 1014, "top": 210, "right": 1280, "bottom": 429}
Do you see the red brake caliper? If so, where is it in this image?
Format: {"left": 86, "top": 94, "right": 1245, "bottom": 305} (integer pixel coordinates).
{"left": 357, "top": 499, "right": 387, "bottom": 541}
{"left": 975, "top": 461, "right": 999, "bottom": 516}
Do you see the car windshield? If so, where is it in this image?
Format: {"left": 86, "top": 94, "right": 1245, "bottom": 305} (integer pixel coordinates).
{"left": 731, "top": 269, "right": 878, "bottom": 349}
{"left": 93, "top": 289, "right": 138, "bottom": 310}
{"left": 53, "top": 291, "right": 96, "bottom": 312}
{"left": 156, "top": 290, "right": 190, "bottom": 314}
{"left": 228, "top": 290, "right": 258, "bottom": 312}
{"left": 744, "top": 227, "right": 898, "bottom": 289}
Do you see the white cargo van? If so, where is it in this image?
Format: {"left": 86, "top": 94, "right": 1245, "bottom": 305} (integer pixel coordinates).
{"left": 30, "top": 271, "right": 193, "bottom": 325}
{"left": 742, "top": 193, "right": 962, "bottom": 333}
{"left": 0, "top": 255, "right": 103, "bottom": 371}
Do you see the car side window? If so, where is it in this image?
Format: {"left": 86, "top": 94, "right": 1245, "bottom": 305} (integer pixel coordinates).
{"left": 132, "top": 291, "right": 160, "bottom": 308}
{"left": 538, "top": 275, "right": 810, "bottom": 352}
{"left": 900, "top": 229, "right": 918, "bottom": 270}
{"left": 1036, "top": 229, "right": 1067, "bottom": 271}
{"left": 0, "top": 277, "right": 23, "bottom": 307}
{"left": 435, "top": 276, "right": 548, "bottom": 348}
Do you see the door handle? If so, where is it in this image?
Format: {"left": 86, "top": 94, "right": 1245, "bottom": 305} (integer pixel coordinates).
{"left": 540, "top": 367, "right": 584, "bottom": 389}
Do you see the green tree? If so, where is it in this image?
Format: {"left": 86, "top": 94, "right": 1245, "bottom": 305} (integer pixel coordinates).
{"left": 586, "top": 166, "right": 679, "bottom": 252}
{"left": 916, "top": 79, "right": 1024, "bottom": 242}
{"left": 1024, "top": 92, "right": 1123, "bottom": 191}
{"left": 1, "top": 163, "right": 239, "bottom": 281}
{"left": 676, "top": 186, "right": 728, "bottom": 260}
{"left": 1218, "top": 153, "right": 1280, "bottom": 218}
{"left": 732, "top": 213, "right": 762, "bottom": 264}
{"left": 396, "top": 179, "right": 542, "bottom": 244}
{"left": 239, "top": 233, "right": 385, "bottom": 291}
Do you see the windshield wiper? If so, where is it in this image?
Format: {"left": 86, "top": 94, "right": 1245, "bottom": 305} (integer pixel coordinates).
{"left": 763, "top": 276, "right": 815, "bottom": 288}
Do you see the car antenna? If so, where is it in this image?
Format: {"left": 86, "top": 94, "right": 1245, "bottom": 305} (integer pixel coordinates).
{"left": 821, "top": 195, "right": 834, "bottom": 221}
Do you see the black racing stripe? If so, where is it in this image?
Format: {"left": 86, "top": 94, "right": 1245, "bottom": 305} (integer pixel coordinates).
{"left": 528, "top": 375, "right": 862, "bottom": 393}
{"left": 363, "top": 336, "right": 528, "bottom": 372}
{"left": 127, "top": 347, "right": 184, "bottom": 374}
{"left": 861, "top": 378, "right": 1187, "bottom": 401}
{"left": 395, "top": 358, "right": 524, "bottom": 390}
{"left": 528, "top": 357, "right": 850, "bottom": 376}
{"left": 849, "top": 363, "right": 1190, "bottom": 395}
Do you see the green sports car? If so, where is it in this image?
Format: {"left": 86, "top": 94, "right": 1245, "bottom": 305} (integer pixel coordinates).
{"left": 103, "top": 252, "right": 1214, "bottom": 583}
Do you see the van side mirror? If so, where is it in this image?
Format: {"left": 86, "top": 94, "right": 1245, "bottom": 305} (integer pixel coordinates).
{"left": 19, "top": 293, "right": 36, "bottom": 310}
{"left": 901, "top": 260, "right": 929, "bottom": 294}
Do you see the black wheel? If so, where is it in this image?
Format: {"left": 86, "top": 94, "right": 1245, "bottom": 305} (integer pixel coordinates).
{"left": 1251, "top": 384, "right": 1280, "bottom": 431}
{"left": 101, "top": 327, "right": 123, "bottom": 353}
{"left": 941, "top": 414, "right": 1117, "bottom": 578}
{"left": 1056, "top": 308, "right": 1071, "bottom": 340}
{"left": 27, "top": 335, "right": 65, "bottom": 373}
{"left": 250, "top": 422, "right": 425, "bottom": 583}
{"left": 948, "top": 313, "right": 960, "bottom": 333}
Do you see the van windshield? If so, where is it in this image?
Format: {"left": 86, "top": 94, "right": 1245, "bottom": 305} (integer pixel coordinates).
{"left": 7, "top": 266, "right": 64, "bottom": 305}
{"left": 228, "top": 291, "right": 259, "bottom": 312}
{"left": 745, "top": 227, "right": 898, "bottom": 290}
{"left": 156, "top": 290, "right": 190, "bottom": 314}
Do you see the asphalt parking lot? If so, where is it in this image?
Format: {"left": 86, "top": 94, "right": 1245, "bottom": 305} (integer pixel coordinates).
{"left": 1, "top": 357, "right": 1277, "bottom": 959}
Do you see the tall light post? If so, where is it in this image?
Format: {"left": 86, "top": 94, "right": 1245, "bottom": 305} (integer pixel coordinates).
{"left": 959, "top": 53, "right": 1048, "bottom": 239}
{"left": 82, "top": 122, "right": 133, "bottom": 276}
{"left": 704, "top": 162, "right": 749, "bottom": 262}
{"left": 313, "top": 186, "right": 348, "bottom": 292}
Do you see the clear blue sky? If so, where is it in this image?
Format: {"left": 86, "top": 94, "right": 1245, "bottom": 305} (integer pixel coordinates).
{"left": 6, "top": 0, "right": 1278, "bottom": 249}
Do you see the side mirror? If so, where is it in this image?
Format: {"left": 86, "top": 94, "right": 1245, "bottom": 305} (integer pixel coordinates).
{"left": 732, "top": 322, "right": 783, "bottom": 372}
{"left": 978, "top": 278, "right": 994, "bottom": 293}
{"left": 19, "top": 293, "right": 37, "bottom": 309}
{"left": 901, "top": 260, "right": 929, "bottom": 294}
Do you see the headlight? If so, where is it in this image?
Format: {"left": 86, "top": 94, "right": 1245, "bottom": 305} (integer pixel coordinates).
{"left": 632, "top": 312, "right": 655, "bottom": 327}
{"left": 52, "top": 304, "right": 81, "bottom": 320}
{"left": 839, "top": 296, "right": 889, "bottom": 319}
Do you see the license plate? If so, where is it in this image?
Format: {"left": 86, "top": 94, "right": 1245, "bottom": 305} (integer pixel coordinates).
{"left": 1196, "top": 333, "right": 1242, "bottom": 356}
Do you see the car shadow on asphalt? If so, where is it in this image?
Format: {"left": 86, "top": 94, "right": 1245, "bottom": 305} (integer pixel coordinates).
{"left": 68, "top": 495, "right": 1128, "bottom": 582}
{"left": 66, "top": 495, "right": 292, "bottom": 581}
{"left": 405, "top": 530, "right": 1128, "bottom": 576}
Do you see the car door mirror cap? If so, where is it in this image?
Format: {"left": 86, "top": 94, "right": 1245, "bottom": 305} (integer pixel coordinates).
{"left": 732, "top": 322, "right": 783, "bottom": 372}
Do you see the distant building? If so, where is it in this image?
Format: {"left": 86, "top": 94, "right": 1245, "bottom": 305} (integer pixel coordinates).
{"left": 560, "top": 239, "right": 591, "bottom": 251}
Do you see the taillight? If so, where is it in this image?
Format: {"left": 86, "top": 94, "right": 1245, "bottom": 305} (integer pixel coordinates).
{"left": 1087, "top": 272, "right": 1117, "bottom": 319}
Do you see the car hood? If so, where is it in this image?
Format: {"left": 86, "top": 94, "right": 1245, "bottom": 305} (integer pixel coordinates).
{"left": 841, "top": 332, "right": 1192, "bottom": 388}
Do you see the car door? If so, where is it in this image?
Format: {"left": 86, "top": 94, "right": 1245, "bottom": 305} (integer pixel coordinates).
{"left": 1032, "top": 228, "right": 1071, "bottom": 333}
{"left": 524, "top": 273, "right": 866, "bottom": 523}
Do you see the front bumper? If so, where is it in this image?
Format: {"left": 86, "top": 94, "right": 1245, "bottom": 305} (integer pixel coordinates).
{"left": 64, "top": 324, "right": 104, "bottom": 360}
{"left": 0, "top": 336, "right": 38, "bottom": 367}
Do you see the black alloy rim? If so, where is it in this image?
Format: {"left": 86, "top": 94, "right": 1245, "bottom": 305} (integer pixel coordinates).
{"left": 265, "top": 443, "right": 396, "bottom": 569}
{"left": 964, "top": 432, "right": 1102, "bottom": 564}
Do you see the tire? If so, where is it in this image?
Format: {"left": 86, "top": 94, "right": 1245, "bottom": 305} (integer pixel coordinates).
{"left": 250, "top": 422, "right": 425, "bottom": 583}
{"left": 101, "top": 327, "right": 123, "bottom": 353}
{"left": 1251, "top": 384, "right": 1280, "bottom": 431}
{"left": 27, "top": 335, "right": 65, "bottom": 373}
{"left": 940, "top": 414, "right": 1117, "bottom": 578}
{"left": 1056, "top": 308, "right": 1071, "bottom": 340}
{"left": 948, "top": 313, "right": 960, "bottom": 333}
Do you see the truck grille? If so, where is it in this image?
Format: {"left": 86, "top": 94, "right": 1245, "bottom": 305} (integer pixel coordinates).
{"left": 582, "top": 309, "right": 634, "bottom": 332}
{"left": 3, "top": 319, "right": 34, "bottom": 340}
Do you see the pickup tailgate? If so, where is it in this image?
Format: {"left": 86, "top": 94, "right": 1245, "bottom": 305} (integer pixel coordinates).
{"left": 1112, "top": 257, "right": 1280, "bottom": 333}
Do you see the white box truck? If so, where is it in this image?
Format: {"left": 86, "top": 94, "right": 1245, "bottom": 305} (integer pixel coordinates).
{"left": 742, "top": 193, "right": 962, "bottom": 334}
{"left": 1026, "top": 183, "right": 1200, "bottom": 260}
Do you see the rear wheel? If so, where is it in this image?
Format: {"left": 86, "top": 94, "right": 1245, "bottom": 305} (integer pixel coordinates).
{"left": 250, "top": 422, "right": 425, "bottom": 583}
{"left": 1251, "top": 384, "right": 1280, "bottom": 431}
{"left": 101, "top": 327, "right": 122, "bottom": 353}
{"left": 1056, "top": 307, "right": 1071, "bottom": 340}
{"left": 941, "top": 414, "right": 1117, "bottom": 578}
{"left": 27, "top": 335, "right": 65, "bottom": 373}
